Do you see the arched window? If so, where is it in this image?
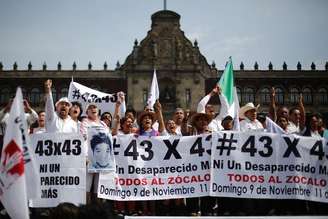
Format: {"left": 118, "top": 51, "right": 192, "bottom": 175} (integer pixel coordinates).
{"left": 0, "top": 88, "right": 11, "bottom": 104}
{"left": 275, "top": 87, "right": 284, "bottom": 105}
{"left": 259, "top": 87, "right": 270, "bottom": 104}
{"left": 243, "top": 87, "right": 255, "bottom": 103}
{"left": 302, "top": 87, "right": 312, "bottom": 104}
{"left": 289, "top": 87, "right": 299, "bottom": 104}
{"left": 31, "top": 88, "right": 41, "bottom": 105}
{"left": 318, "top": 88, "right": 328, "bottom": 104}
{"left": 236, "top": 87, "right": 242, "bottom": 103}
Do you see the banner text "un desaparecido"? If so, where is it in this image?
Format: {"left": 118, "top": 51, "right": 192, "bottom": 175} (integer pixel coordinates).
{"left": 98, "top": 132, "right": 328, "bottom": 203}
{"left": 29, "top": 133, "right": 86, "bottom": 208}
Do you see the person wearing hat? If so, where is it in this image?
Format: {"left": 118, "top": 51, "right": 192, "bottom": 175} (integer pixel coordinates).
{"left": 183, "top": 112, "right": 212, "bottom": 216}
{"left": 80, "top": 102, "right": 110, "bottom": 204}
{"left": 221, "top": 115, "right": 234, "bottom": 131}
{"left": 136, "top": 100, "right": 165, "bottom": 215}
{"left": 239, "top": 102, "right": 263, "bottom": 132}
{"left": 138, "top": 100, "right": 165, "bottom": 137}
{"left": 44, "top": 79, "right": 77, "bottom": 133}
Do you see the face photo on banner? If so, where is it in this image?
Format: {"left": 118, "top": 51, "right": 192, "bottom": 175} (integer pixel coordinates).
{"left": 88, "top": 126, "right": 115, "bottom": 172}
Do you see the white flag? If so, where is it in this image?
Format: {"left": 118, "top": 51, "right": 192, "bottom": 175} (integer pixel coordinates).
{"left": 0, "top": 87, "right": 29, "bottom": 219}
{"left": 147, "top": 69, "right": 159, "bottom": 109}
{"left": 232, "top": 86, "right": 240, "bottom": 131}
{"left": 68, "top": 81, "right": 126, "bottom": 117}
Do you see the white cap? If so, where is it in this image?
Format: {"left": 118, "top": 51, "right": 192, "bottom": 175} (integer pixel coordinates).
{"left": 55, "top": 97, "right": 72, "bottom": 108}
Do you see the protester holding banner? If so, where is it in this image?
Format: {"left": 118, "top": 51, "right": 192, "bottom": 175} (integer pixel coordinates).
{"left": 80, "top": 102, "right": 108, "bottom": 202}
{"left": 138, "top": 100, "right": 165, "bottom": 137}
{"left": 164, "top": 119, "right": 181, "bottom": 136}
{"left": 183, "top": 112, "right": 213, "bottom": 216}
{"left": 197, "top": 85, "right": 230, "bottom": 132}
{"left": 269, "top": 87, "right": 289, "bottom": 123}
{"left": 173, "top": 108, "right": 185, "bottom": 135}
{"left": 44, "top": 79, "right": 78, "bottom": 133}
{"left": 303, "top": 113, "right": 322, "bottom": 137}
{"left": 125, "top": 107, "right": 139, "bottom": 132}
{"left": 239, "top": 102, "right": 264, "bottom": 132}
{"left": 112, "top": 112, "right": 138, "bottom": 216}
{"left": 136, "top": 100, "right": 165, "bottom": 215}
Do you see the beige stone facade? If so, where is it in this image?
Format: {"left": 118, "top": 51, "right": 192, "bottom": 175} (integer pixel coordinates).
{"left": 1, "top": 9, "right": 328, "bottom": 119}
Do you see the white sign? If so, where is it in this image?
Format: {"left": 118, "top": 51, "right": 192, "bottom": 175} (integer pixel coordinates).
{"left": 98, "top": 134, "right": 212, "bottom": 200}
{"left": 29, "top": 133, "right": 86, "bottom": 207}
{"left": 210, "top": 131, "right": 328, "bottom": 203}
{"left": 98, "top": 132, "right": 328, "bottom": 203}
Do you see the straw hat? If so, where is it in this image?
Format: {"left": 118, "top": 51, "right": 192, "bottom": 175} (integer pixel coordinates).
{"left": 239, "top": 102, "right": 260, "bottom": 119}
{"left": 137, "top": 111, "right": 156, "bottom": 127}
{"left": 191, "top": 113, "right": 212, "bottom": 127}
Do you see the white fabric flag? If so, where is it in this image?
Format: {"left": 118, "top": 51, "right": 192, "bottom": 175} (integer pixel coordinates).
{"left": 0, "top": 87, "right": 29, "bottom": 219}
{"left": 147, "top": 69, "right": 159, "bottom": 109}
{"left": 68, "top": 81, "right": 126, "bottom": 117}
{"left": 232, "top": 86, "right": 240, "bottom": 131}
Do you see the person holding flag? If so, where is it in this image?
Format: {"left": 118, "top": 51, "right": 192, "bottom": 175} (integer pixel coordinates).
{"left": 197, "top": 57, "right": 240, "bottom": 132}
{"left": 147, "top": 69, "right": 159, "bottom": 110}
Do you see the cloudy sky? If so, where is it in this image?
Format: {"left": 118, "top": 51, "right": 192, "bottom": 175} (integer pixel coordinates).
{"left": 0, "top": 0, "right": 327, "bottom": 70}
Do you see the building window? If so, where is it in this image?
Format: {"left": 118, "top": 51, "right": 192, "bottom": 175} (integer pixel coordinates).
{"left": 318, "top": 88, "right": 328, "bottom": 104}
{"left": 52, "top": 88, "right": 57, "bottom": 102}
{"left": 289, "top": 88, "right": 299, "bottom": 104}
{"left": 275, "top": 87, "right": 284, "bottom": 105}
{"left": 236, "top": 87, "right": 242, "bottom": 103}
{"left": 243, "top": 87, "right": 255, "bottom": 103}
{"left": 21, "top": 88, "right": 28, "bottom": 100}
{"left": 259, "top": 87, "right": 270, "bottom": 105}
{"left": 91, "top": 85, "right": 101, "bottom": 91}
{"left": 302, "top": 87, "right": 312, "bottom": 104}
{"left": 143, "top": 89, "right": 148, "bottom": 106}
{"left": 185, "top": 89, "right": 191, "bottom": 107}
{"left": 59, "top": 88, "right": 69, "bottom": 98}
{"left": 0, "top": 88, "right": 11, "bottom": 104}
{"left": 30, "top": 88, "right": 41, "bottom": 105}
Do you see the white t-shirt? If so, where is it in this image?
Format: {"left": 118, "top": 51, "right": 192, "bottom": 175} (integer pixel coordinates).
{"left": 45, "top": 92, "right": 77, "bottom": 133}
{"left": 240, "top": 118, "right": 264, "bottom": 132}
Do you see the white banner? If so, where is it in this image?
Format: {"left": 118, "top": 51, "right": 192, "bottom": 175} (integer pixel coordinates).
{"left": 210, "top": 131, "right": 328, "bottom": 203}
{"left": 98, "top": 132, "right": 328, "bottom": 203}
{"left": 29, "top": 133, "right": 86, "bottom": 207}
{"left": 87, "top": 126, "right": 115, "bottom": 173}
{"left": 68, "top": 81, "right": 125, "bottom": 116}
{"left": 98, "top": 134, "right": 212, "bottom": 200}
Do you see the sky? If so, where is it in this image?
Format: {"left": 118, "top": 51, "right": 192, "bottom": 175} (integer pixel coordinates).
{"left": 0, "top": 0, "right": 327, "bottom": 71}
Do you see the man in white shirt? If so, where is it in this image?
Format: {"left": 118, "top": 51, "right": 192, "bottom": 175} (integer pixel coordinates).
{"left": 239, "top": 102, "right": 263, "bottom": 131}
{"left": 44, "top": 79, "right": 77, "bottom": 133}
{"left": 197, "top": 85, "right": 231, "bottom": 132}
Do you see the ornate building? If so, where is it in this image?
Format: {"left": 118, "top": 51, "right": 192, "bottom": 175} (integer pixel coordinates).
{"left": 1, "top": 9, "right": 328, "bottom": 118}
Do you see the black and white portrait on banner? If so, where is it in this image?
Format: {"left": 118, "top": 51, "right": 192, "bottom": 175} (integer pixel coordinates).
{"left": 87, "top": 126, "right": 115, "bottom": 173}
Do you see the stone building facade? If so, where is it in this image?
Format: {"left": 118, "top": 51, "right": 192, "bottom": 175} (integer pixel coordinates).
{"left": 1, "top": 9, "right": 328, "bottom": 118}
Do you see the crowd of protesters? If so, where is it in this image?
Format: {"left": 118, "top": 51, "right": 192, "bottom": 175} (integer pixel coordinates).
{"left": 0, "top": 79, "right": 328, "bottom": 217}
